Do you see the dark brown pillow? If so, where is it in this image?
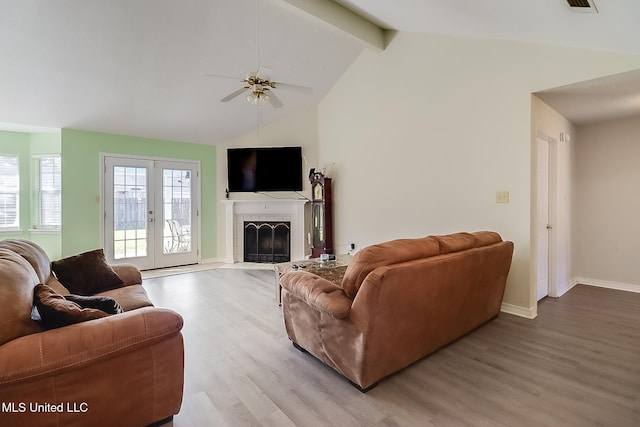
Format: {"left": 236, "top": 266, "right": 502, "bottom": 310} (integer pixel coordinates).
{"left": 64, "top": 294, "right": 123, "bottom": 315}
{"left": 51, "top": 249, "right": 123, "bottom": 295}
{"left": 33, "top": 284, "right": 110, "bottom": 330}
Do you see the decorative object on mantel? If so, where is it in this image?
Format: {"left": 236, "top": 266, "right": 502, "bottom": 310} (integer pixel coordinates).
{"left": 309, "top": 169, "right": 333, "bottom": 258}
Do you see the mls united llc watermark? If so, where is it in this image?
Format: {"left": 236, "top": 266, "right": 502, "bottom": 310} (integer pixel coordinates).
{"left": 2, "top": 401, "right": 89, "bottom": 413}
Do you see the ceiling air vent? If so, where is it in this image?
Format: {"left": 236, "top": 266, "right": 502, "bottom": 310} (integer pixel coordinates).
{"left": 566, "top": 0, "right": 599, "bottom": 13}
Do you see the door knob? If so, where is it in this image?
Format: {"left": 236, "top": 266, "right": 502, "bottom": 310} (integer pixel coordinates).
{"left": 546, "top": 224, "right": 552, "bottom": 229}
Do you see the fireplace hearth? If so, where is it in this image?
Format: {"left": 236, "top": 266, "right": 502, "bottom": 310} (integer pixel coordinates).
{"left": 243, "top": 221, "right": 291, "bottom": 263}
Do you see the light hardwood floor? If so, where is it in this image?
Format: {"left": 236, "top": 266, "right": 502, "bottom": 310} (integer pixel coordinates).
{"left": 144, "top": 269, "right": 640, "bottom": 427}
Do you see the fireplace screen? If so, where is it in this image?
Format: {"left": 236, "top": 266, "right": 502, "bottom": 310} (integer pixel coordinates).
{"left": 243, "top": 221, "right": 291, "bottom": 263}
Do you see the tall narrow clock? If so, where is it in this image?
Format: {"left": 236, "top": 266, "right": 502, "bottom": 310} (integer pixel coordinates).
{"left": 310, "top": 170, "right": 333, "bottom": 258}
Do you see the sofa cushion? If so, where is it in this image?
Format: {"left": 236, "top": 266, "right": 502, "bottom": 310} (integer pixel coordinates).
{"left": 341, "top": 237, "right": 440, "bottom": 299}
{"left": 97, "top": 285, "right": 154, "bottom": 311}
{"left": 51, "top": 249, "right": 124, "bottom": 295}
{"left": 0, "top": 249, "right": 42, "bottom": 346}
{"left": 33, "top": 284, "right": 111, "bottom": 329}
{"left": 472, "top": 231, "right": 503, "bottom": 247}
{"left": 434, "top": 232, "right": 476, "bottom": 254}
{"left": 0, "top": 239, "right": 52, "bottom": 284}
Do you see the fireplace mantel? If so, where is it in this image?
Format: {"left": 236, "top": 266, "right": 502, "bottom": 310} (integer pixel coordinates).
{"left": 222, "top": 199, "right": 308, "bottom": 263}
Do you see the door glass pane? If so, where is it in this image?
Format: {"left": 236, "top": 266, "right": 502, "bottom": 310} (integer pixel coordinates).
{"left": 113, "top": 166, "right": 148, "bottom": 259}
{"left": 163, "top": 168, "right": 191, "bottom": 254}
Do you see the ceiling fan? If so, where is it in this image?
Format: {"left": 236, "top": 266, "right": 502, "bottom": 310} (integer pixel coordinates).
{"left": 206, "top": 66, "right": 312, "bottom": 109}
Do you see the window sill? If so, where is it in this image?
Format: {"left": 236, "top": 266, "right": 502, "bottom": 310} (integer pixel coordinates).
{"left": 29, "top": 228, "right": 61, "bottom": 235}
{"left": 0, "top": 228, "right": 24, "bottom": 234}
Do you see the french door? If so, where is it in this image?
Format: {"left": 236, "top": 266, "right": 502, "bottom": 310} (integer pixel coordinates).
{"left": 103, "top": 156, "right": 199, "bottom": 270}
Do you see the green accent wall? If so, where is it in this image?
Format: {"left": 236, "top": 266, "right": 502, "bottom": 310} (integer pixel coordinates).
{"left": 60, "top": 129, "right": 217, "bottom": 259}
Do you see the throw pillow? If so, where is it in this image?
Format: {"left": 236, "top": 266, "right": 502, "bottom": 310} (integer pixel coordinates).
{"left": 64, "top": 294, "right": 123, "bottom": 314}
{"left": 51, "top": 248, "right": 124, "bottom": 295}
{"left": 33, "top": 284, "right": 110, "bottom": 330}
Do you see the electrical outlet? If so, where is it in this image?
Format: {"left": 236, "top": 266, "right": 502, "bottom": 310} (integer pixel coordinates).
{"left": 496, "top": 191, "right": 510, "bottom": 204}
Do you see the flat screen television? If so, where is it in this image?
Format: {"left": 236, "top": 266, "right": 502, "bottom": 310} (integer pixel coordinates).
{"left": 227, "top": 146, "right": 303, "bottom": 192}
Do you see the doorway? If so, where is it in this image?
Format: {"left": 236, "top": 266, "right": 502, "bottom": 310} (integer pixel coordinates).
{"left": 536, "top": 137, "right": 550, "bottom": 300}
{"left": 535, "top": 135, "right": 559, "bottom": 301}
{"left": 102, "top": 155, "right": 200, "bottom": 270}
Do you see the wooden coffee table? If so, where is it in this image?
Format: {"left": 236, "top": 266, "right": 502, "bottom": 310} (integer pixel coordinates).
{"left": 274, "top": 254, "right": 352, "bottom": 305}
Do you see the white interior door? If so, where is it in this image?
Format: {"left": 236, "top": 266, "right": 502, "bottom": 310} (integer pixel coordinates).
{"left": 104, "top": 156, "right": 199, "bottom": 270}
{"left": 536, "top": 137, "right": 550, "bottom": 301}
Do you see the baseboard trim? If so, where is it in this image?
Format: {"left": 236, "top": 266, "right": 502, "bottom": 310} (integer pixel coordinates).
{"left": 200, "top": 257, "right": 225, "bottom": 264}
{"left": 575, "top": 277, "right": 640, "bottom": 294}
{"left": 500, "top": 303, "right": 537, "bottom": 319}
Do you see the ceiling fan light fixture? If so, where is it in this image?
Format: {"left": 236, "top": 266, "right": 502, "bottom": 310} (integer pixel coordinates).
{"left": 207, "top": 1, "right": 311, "bottom": 109}
{"left": 246, "top": 91, "right": 269, "bottom": 104}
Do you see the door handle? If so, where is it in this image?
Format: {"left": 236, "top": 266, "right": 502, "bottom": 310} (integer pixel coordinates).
{"left": 546, "top": 224, "right": 552, "bottom": 230}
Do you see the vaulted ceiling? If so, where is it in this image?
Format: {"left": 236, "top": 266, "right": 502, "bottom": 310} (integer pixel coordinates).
{"left": 1, "top": 0, "right": 639, "bottom": 143}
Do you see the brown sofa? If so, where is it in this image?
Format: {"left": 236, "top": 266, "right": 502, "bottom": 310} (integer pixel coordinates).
{"left": 280, "top": 231, "right": 514, "bottom": 391}
{"left": 0, "top": 239, "right": 184, "bottom": 427}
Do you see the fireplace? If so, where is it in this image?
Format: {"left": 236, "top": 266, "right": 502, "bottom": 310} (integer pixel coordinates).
{"left": 243, "top": 221, "right": 290, "bottom": 263}
{"left": 222, "top": 199, "right": 308, "bottom": 263}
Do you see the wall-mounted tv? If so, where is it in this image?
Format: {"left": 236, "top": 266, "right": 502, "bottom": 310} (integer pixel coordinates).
{"left": 227, "top": 146, "right": 303, "bottom": 192}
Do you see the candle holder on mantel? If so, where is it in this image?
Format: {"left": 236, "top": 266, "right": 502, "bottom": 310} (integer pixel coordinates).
{"left": 309, "top": 169, "right": 333, "bottom": 258}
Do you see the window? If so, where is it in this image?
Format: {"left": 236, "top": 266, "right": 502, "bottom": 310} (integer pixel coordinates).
{"left": 35, "top": 155, "right": 61, "bottom": 229}
{"left": 0, "top": 154, "right": 19, "bottom": 229}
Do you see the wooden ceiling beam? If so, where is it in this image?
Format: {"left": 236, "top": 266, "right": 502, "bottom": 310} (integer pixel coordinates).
{"left": 278, "top": 0, "right": 386, "bottom": 51}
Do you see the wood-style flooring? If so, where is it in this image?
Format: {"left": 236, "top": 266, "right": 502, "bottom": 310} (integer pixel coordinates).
{"left": 143, "top": 269, "right": 640, "bottom": 427}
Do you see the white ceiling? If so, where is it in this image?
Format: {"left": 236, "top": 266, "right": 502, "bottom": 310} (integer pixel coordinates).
{"left": 1, "top": 0, "right": 639, "bottom": 143}
{"left": 336, "top": 0, "right": 640, "bottom": 55}
{"left": 536, "top": 68, "right": 640, "bottom": 126}
{"left": 0, "top": 0, "right": 365, "bottom": 143}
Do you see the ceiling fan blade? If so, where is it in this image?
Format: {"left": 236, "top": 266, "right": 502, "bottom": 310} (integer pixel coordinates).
{"left": 271, "top": 81, "right": 313, "bottom": 94}
{"left": 255, "top": 66, "right": 273, "bottom": 80}
{"left": 266, "top": 89, "right": 283, "bottom": 108}
{"left": 204, "top": 73, "right": 245, "bottom": 81}
{"left": 220, "top": 87, "right": 250, "bottom": 102}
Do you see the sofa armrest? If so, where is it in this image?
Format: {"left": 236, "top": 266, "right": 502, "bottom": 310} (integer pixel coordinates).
{"left": 111, "top": 263, "right": 142, "bottom": 286}
{"left": 0, "top": 307, "right": 183, "bottom": 386}
{"left": 281, "top": 271, "right": 352, "bottom": 319}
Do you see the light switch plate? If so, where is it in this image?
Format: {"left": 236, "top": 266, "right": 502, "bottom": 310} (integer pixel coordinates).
{"left": 496, "top": 191, "right": 510, "bottom": 203}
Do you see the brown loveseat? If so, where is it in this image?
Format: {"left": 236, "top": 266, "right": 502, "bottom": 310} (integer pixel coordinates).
{"left": 280, "top": 231, "right": 514, "bottom": 391}
{"left": 0, "top": 239, "right": 184, "bottom": 426}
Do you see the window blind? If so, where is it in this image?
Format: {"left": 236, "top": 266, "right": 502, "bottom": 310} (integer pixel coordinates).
{"left": 37, "top": 155, "right": 61, "bottom": 228}
{"left": 0, "top": 155, "right": 19, "bottom": 228}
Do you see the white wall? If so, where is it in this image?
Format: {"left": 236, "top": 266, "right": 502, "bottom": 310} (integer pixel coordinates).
{"left": 573, "top": 116, "right": 640, "bottom": 293}
{"left": 215, "top": 106, "right": 319, "bottom": 261}
{"left": 317, "top": 31, "right": 640, "bottom": 315}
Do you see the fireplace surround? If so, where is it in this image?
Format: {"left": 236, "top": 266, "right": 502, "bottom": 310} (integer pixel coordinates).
{"left": 222, "top": 199, "right": 307, "bottom": 263}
